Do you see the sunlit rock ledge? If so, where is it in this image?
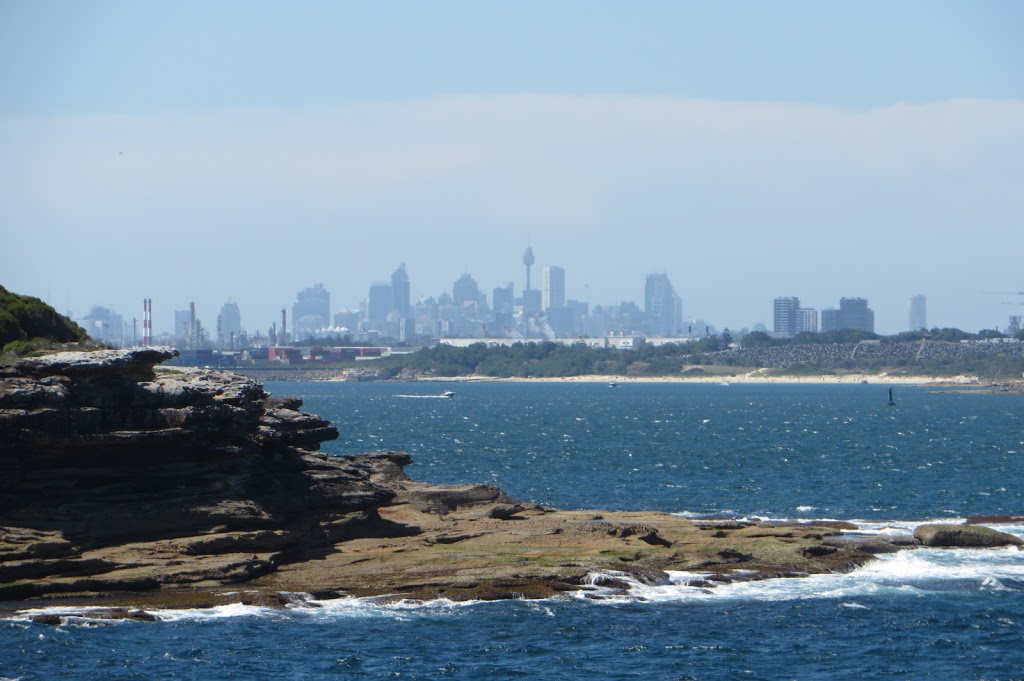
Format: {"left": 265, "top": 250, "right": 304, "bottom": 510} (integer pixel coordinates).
{"left": 1, "top": 349, "right": 1020, "bottom": 620}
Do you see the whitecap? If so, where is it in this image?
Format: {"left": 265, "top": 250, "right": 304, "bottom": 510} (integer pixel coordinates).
{"left": 567, "top": 541, "right": 1024, "bottom": 605}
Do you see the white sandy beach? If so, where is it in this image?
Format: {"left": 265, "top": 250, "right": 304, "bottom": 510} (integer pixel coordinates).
{"left": 415, "top": 371, "right": 981, "bottom": 386}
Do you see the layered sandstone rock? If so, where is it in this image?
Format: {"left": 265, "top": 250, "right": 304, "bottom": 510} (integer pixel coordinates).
{"left": 3, "top": 348, "right": 1017, "bottom": 616}
{"left": 0, "top": 348, "right": 413, "bottom": 599}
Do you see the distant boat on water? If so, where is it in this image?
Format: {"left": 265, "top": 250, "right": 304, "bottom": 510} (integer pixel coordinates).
{"left": 442, "top": 390, "right": 455, "bottom": 399}
{"left": 888, "top": 387, "right": 896, "bottom": 406}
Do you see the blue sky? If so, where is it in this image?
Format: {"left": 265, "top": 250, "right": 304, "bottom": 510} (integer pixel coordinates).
{"left": 2, "top": 1, "right": 1023, "bottom": 335}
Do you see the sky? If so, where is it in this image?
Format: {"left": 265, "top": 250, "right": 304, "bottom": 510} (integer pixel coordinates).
{"left": 2, "top": 0, "right": 1023, "bottom": 336}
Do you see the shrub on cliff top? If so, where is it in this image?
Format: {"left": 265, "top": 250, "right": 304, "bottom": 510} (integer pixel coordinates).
{"left": 0, "top": 285, "right": 91, "bottom": 356}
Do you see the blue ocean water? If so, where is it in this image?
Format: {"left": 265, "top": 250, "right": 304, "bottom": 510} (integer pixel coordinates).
{"left": 4, "top": 382, "right": 1023, "bottom": 680}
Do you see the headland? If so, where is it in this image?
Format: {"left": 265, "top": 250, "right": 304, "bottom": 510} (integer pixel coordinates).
{"left": 2, "top": 348, "right": 1021, "bottom": 622}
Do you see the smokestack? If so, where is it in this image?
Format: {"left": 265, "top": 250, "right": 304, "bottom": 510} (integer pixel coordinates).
{"left": 142, "top": 298, "right": 152, "bottom": 346}
{"left": 281, "top": 308, "right": 287, "bottom": 345}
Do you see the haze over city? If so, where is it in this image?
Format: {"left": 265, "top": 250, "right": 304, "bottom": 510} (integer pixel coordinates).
{"left": 2, "top": 1, "right": 1022, "bottom": 336}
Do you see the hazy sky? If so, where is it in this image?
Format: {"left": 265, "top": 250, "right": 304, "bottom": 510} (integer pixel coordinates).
{"left": 2, "top": 1, "right": 1022, "bottom": 335}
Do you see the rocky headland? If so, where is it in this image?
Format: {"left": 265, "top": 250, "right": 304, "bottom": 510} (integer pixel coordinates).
{"left": 2, "top": 348, "right": 1021, "bottom": 621}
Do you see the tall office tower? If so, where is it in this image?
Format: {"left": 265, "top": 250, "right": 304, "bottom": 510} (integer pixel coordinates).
{"left": 522, "top": 289, "right": 542, "bottom": 316}
{"left": 839, "top": 297, "right": 874, "bottom": 332}
{"left": 909, "top": 295, "right": 927, "bottom": 331}
{"left": 773, "top": 297, "right": 801, "bottom": 336}
{"left": 292, "top": 283, "right": 330, "bottom": 334}
{"left": 452, "top": 273, "right": 482, "bottom": 313}
{"left": 391, "top": 263, "right": 411, "bottom": 318}
{"left": 367, "top": 282, "right": 393, "bottom": 329}
{"left": 796, "top": 307, "right": 818, "bottom": 334}
{"left": 492, "top": 282, "right": 514, "bottom": 314}
{"left": 493, "top": 283, "right": 514, "bottom": 336}
{"left": 218, "top": 299, "right": 242, "bottom": 348}
{"left": 542, "top": 266, "right": 566, "bottom": 311}
{"left": 645, "top": 273, "right": 683, "bottom": 336}
{"left": 820, "top": 307, "right": 841, "bottom": 332}
{"left": 522, "top": 247, "right": 535, "bottom": 291}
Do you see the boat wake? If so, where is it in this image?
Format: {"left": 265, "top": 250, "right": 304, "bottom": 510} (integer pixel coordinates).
{"left": 395, "top": 393, "right": 455, "bottom": 400}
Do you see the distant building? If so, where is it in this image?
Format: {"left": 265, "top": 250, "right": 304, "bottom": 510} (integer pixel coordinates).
{"left": 773, "top": 297, "right": 800, "bottom": 337}
{"left": 366, "top": 282, "right": 392, "bottom": 330}
{"left": 492, "top": 282, "right": 514, "bottom": 314}
{"left": 174, "top": 309, "right": 192, "bottom": 343}
{"left": 521, "top": 288, "right": 542, "bottom": 317}
{"left": 522, "top": 247, "right": 535, "bottom": 292}
{"left": 391, "top": 264, "right": 411, "bottom": 318}
{"left": 796, "top": 307, "right": 818, "bottom": 334}
{"left": 820, "top": 307, "right": 841, "bottom": 333}
{"left": 78, "top": 306, "right": 125, "bottom": 346}
{"left": 452, "top": 273, "right": 483, "bottom": 315}
{"left": 821, "top": 297, "right": 875, "bottom": 333}
{"left": 492, "top": 282, "right": 514, "bottom": 335}
{"left": 333, "top": 308, "right": 362, "bottom": 331}
{"left": 840, "top": 297, "right": 874, "bottom": 332}
{"left": 218, "top": 299, "right": 242, "bottom": 348}
{"left": 909, "top": 295, "right": 927, "bottom": 331}
{"left": 645, "top": 273, "right": 683, "bottom": 336}
{"left": 542, "top": 266, "right": 566, "bottom": 311}
{"left": 292, "top": 283, "right": 330, "bottom": 336}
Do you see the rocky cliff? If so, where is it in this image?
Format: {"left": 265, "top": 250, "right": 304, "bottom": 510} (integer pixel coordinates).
{"left": 0, "top": 348, "right": 431, "bottom": 600}
{"left": 3, "top": 348, "right": 1020, "bottom": 616}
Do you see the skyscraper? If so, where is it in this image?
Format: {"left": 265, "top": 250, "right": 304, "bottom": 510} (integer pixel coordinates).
{"left": 796, "top": 307, "right": 818, "bottom": 334}
{"left": 839, "top": 297, "right": 874, "bottom": 332}
{"left": 773, "top": 297, "right": 801, "bottom": 337}
{"left": 909, "top": 295, "right": 927, "bottom": 331}
{"left": 492, "top": 282, "right": 514, "bottom": 314}
{"left": 645, "top": 273, "right": 682, "bottom": 336}
{"left": 366, "top": 282, "right": 393, "bottom": 329}
{"left": 292, "top": 283, "right": 330, "bottom": 335}
{"left": 452, "top": 273, "right": 482, "bottom": 314}
{"left": 822, "top": 298, "right": 875, "bottom": 333}
{"left": 821, "top": 308, "right": 840, "bottom": 332}
{"left": 218, "top": 299, "right": 242, "bottom": 347}
{"left": 542, "top": 266, "right": 566, "bottom": 311}
{"left": 391, "top": 264, "right": 411, "bottom": 318}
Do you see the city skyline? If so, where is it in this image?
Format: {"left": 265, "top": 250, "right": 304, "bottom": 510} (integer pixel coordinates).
{"left": 2, "top": 2, "right": 1022, "bottom": 336}
{"left": 68, "top": 257, "right": 1016, "bottom": 344}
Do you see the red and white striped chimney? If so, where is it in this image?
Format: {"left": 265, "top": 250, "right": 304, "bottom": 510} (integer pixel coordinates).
{"left": 142, "top": 298, "right": 152, "bottom": 346}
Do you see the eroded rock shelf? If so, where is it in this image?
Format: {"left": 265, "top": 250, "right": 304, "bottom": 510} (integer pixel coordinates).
{"left": 2, "top": 349, "right": 1020, "bottom": 618}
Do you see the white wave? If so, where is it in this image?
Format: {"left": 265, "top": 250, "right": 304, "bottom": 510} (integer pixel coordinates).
{"left": 7, "top": 527, "right": 1023, "bottom": 622}
{"left": 147, "top": 602, "right": 285, "bottom": 623}
{"left": 573, "top": 543, "right": 1024, "bottom": 605}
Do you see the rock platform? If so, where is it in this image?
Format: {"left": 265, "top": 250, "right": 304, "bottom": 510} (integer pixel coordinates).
{"left": 2, "top": 349, "right": 1020, "bottom": 619}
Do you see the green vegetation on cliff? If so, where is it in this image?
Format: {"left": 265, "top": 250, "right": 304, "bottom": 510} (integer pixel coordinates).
{"left": 0, "top": 285, "right": 92, "bottom": 360}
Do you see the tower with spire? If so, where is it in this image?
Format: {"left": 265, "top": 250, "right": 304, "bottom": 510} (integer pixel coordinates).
{"left": 522, "top": 247, "right": 535, "bottom": 292}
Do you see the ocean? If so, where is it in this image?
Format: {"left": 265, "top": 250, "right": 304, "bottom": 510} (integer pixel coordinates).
{"left": 4, "top": 382, "right": 1023, "bottom": 680}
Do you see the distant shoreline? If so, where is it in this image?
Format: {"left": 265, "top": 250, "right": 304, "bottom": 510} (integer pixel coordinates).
{"left": 408, "top": 372, "right": 981, "bottom": 386}
{"left": 232, "top": 367, "right": 1023, "bottom": 391}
